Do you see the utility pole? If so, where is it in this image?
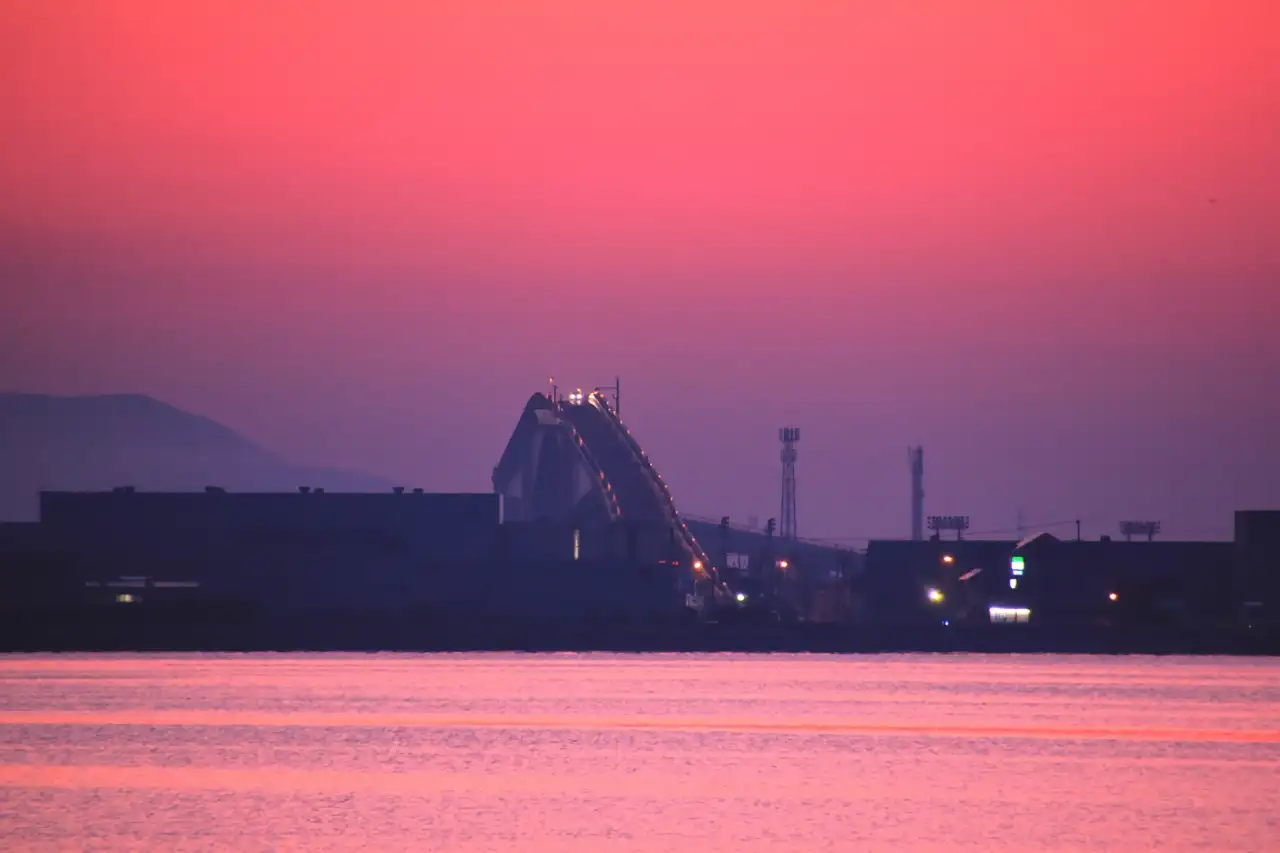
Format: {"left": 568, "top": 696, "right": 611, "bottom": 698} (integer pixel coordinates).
{"left": 719, "top": 516, "right": 731, "bottom": 579}
{"left": 594, "top": 376, "right": 621, "bottom": 418}
{"left": 1076, "top": 519, "right": 1081, "bottom": 541}
{"left": 764, "top": 518, "right": 776, "bottom": 582}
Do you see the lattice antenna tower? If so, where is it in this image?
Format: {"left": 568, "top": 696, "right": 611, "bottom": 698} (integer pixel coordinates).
{"left": 780, "top": 427, "right": 800, "bottom": 541}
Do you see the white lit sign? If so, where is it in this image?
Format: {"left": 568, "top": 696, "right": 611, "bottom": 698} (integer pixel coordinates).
{"left": 989, "top": 605, "right": 1031, "bottom": 623}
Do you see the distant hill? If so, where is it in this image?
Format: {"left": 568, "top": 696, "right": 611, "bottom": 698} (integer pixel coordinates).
{"left": 0, "top": 393, "right": 393, "bottom": 521}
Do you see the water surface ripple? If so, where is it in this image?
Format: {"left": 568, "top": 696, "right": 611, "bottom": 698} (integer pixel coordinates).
{"left": 1, "top": 653, "right": 1277, "bottom": 851}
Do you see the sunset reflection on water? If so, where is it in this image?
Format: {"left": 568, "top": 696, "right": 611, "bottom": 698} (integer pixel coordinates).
{"left": 1, "top": 653, "right": 1277, "bottom": 852}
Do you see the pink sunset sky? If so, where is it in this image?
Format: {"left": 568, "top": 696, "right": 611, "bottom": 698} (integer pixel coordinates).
{"left": 2, "top": 0, "right": 1277, "bottom": 540}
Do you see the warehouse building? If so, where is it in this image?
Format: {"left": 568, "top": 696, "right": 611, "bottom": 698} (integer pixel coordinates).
{"left": 2, "top": 488, "right": 692, "bottom": 619}
{"left": 862, "top": 512, "right": 1278, "bottom": 629}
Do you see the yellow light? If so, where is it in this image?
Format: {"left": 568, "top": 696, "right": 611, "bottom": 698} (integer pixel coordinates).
{"left": 778, "top": 560, "right": 789, "bottom": 569}
{"left": 1108, "top": 592, "right": 1118, "bottom": 601}
{"left": 926, "top": 587, "right": 944, "bottom": 603}
{"left": 693, "top": 560, "right": 703, "bottom": 571}
{"left": 942, "top": 554, "right": 954, "bottom": 564}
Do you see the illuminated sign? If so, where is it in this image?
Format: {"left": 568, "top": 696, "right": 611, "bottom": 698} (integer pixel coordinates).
{"left": 927, "top": 515, "right": 971, "bottom": 532}
{"left": 989, "top": 605, "right": 1031, "bottom": 624}
{"left": 1010, "top": 556, "right": 1025, "bottom": 576}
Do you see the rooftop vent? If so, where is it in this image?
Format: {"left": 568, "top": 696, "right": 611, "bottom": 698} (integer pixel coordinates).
{"left": 412, "top": 488, "right": 424, "bottom": 495}
{"left": 204, "top": 486, "right": 225, "bottom": 494}
{"left": 393, "top": 486, "right": 405, "bottom": 495}
{"left": 313, "top": 487, "right": 325, "bottom": 494}
{"left": 113, "top": 486, "right": 136, "bottom": 494}
{"left": 298, "top": 486, "right": 311, "bottom": 494}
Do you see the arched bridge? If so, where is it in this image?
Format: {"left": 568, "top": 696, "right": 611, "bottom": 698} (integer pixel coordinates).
{"left": 493, "top": 390, "right": 721, "bottom": 597}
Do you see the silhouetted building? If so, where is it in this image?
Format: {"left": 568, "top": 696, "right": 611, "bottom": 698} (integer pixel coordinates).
{"left": 7, "top": 485, "right": 1280, "bottom": 633}
{"left": 1011, "top": 533, "right": 1234, "bottom": 627}
{"left": 862, "top": 531, "right": 1249, "bottom": 628}
{"left": 0, "top": 522, "right": 74, "bottom": 605}
{"left": 7, "top": 488, "right": 693, "bottom": 620}
{"left": 35, "top": 488, "right": 500, "bottom": 610}
{"left": 1235, "top": 510, "right": 1280, "bottom": 624}
{"left": 862, "top": 538, "right": 1018, "bottom": 623}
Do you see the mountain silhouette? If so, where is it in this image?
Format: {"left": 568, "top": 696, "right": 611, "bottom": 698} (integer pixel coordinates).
{"left": 0, "top": 393, "right": 393, "bottom": 520}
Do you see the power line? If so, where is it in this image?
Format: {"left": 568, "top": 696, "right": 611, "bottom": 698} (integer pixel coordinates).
{"left": 690, "top": 512, "right": 1233, "bottom": 548}
{"left": 807, "top": 517, "right": 1091, "bottom": 543}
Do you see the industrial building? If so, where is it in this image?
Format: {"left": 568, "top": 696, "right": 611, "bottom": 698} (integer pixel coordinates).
{"left": 861, "top": 538, "right": 1018, "bottom": 624}
{"left": 19, "top": 484, "right": 1274, "bottom": 633}
{"left": 861, "top": 511, "right": 1279, "bottom": 630}
{"left": 25, "top": 487, "right": 500, "bottom": 610}
{"left": 0, "top": 390, "right": 853, "bottom": 623}
{"left": 0, "top": 486, "right": 697, "bottom": 621}
{"left": 681, "top": 516, "right": 861, "bottom": 621}
{"left": 4, "top": 489, "right": 1276, "bottom": 632}
{"left": 1, "top": 383, "right": 1277, "bottom": 643}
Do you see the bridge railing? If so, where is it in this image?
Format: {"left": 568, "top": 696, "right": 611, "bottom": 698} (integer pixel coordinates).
{"left": 555, "top": 406, "right": 622, "bottom": 522}
{"left": 586, "top": 393, "right": 715, "bottom": 580}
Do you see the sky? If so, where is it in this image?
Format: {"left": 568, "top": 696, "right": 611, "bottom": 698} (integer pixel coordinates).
{"left": 2, "top": 0, "right": 1278, "bottom": 541}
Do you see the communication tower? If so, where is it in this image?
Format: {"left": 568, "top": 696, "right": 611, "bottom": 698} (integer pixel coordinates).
{"left": 780, "top": 427, "right": 800, "bottom": 541}
{"left": 908, "top": 446, "right": 925, "bottom": 541}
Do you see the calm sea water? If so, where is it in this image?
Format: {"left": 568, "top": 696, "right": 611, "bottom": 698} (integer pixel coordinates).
{"left": 0, "top": 653, "right": 1277, "bottom": 852}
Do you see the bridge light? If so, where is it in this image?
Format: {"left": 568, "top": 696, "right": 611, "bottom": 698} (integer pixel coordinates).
{"left": 693, "top": 560, "right": 703, "bottom": 571}
{"left": 735, "top": 592, "right": 747, "bottom": 603}
{"left": 777, "top": 559, "right": 789, "bottom": 569}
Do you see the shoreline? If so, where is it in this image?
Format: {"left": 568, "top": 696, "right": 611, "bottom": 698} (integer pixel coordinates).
{"left": 3, "top": 607, "right": 1275, "bottom": 656}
